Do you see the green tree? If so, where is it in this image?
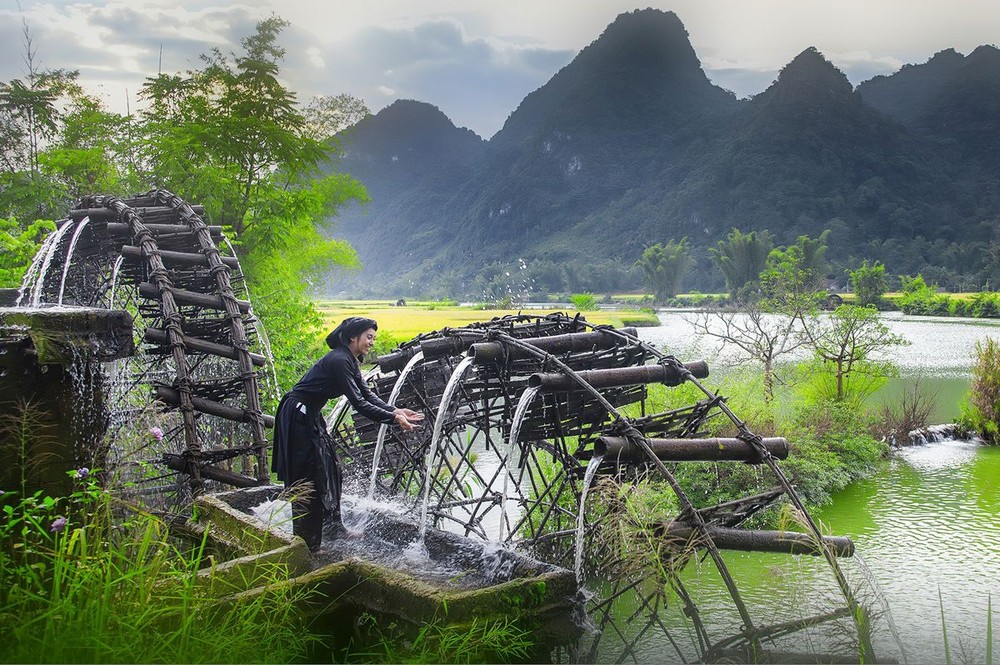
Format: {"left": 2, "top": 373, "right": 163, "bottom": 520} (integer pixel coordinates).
{"left": 303, "top": 93, "right": 371, "bottom": 141}
{"left": 0, "top": 217, "right": 55, "bottom": 287}
{"left": 761, "top": 231, "right": 830, "bottom": 316}
{"left": 138, "top": 16, "right": 369, "bottom": 390}
{"left": 800, "top": 304, "right": 908, "bottom": 402}
{"left": 709, "top": 229, "right": 774, "bottom": 299}
{"left": 636, "top": 238, "right": 693, "bottom": 303}
{"left": 0, "top": 13, "right": 82, "bottom": 221}
{"left": 849, "top": 260, "right": 888, "bottom": 307}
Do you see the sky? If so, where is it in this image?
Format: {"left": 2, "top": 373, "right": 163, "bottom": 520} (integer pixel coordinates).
{"left": 2, "top": 0, "right": 999, "bottom": 139}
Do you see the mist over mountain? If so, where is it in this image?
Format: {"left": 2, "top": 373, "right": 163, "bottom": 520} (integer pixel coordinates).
{"left": 325, "top": 9, "right": 1000, "bottom": 298}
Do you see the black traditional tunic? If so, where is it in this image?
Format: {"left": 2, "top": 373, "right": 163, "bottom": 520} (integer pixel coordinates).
{"left": 271, "top": 345, "right": 395, "bottom": 550}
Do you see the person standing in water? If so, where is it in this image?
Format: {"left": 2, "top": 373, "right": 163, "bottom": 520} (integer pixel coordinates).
{"left": 272, "top": 317, "right": 424, "bottom": 551}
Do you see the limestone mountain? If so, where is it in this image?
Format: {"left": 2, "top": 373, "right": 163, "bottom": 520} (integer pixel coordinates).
{"left": 325, "top": 10, "right": 1000, "bottom": 298}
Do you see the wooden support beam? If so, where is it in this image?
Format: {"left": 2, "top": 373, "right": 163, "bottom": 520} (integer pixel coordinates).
{"left": 138, "top": 282, "right": 251, "bottom": 313}
{"left": 161, "top": 453, "right": 259, "bottom": 487}
{"left": 72, "top": 205, "right": 205, "bottom": 221}
{"left": 656, "top": 523, "right": 854, "bottom": 557}
{"left": 529, "top": 361, "right": 709, "bottom": 391}
{"left": 122, "top": 244, "right": 239, "bottom": 269}
{"left": 144, "top": 328, "right": 266, "bottom": 366}
{"left": 108, "top": 222, "right": 223, "bottom": 237}
{"left": 155, "top": 386, "right": 274, "bottom": 427}
{"left": 595, "top": 436, "right": 788, "bottom": 463}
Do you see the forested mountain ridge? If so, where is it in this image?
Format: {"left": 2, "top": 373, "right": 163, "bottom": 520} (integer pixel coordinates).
{"left": 325, "top": 9, "right": 1000, "bottom": 298}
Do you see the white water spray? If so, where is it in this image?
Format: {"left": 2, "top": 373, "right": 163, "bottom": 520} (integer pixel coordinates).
{"left": 57, "top": 217, "right": 90, "bottom": 304}
{"left": 574, "top": 454, "right": 604, "bottom": 584}
{"left": 368, "top": 350, "right": 425, "bottom": 499}
{"left": 497, "top": 385, "right": 540, "bottom": 543}
{"left": 16, "top": 223, "right": 63, "bottom": 306}
{"left": 25, "top": 221, "right": 75, "bottom": 307}
{"left": 418, "top": 355, "right": 476, "bottom": 540}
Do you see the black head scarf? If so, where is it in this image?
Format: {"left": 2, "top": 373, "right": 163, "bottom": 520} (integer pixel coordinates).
{"left": 326, "top": 317, "right": 378, "bottom": 356}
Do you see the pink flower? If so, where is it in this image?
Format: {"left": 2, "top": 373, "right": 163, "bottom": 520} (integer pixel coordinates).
{"left": 50, "top": 516, "right": 67, "bottom": 533}
{"left": 149, "top": 427, "right": 164, "bottom": 442}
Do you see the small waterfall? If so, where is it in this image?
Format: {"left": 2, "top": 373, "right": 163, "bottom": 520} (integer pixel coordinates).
{"left": 56, "top": 217, "right": 91, "bottom": 304}
{"left": 418, "top": 355, "right": 476, "bottom": 541}
{"left": 574, "top": 454, "right": 604, "bottom": 584}
{"left": 107, "top": 255, "right": 124, "bottom": 310}
{"left": 24, "top": 220, "right": 75, "bottom": 307}
{"left": 16, "top": 223, "right": 63, "bottom": 306}
{"left": 368, "top": 350, "right": 425, "bottom": 499}
{"left": 497, "top": 385, "right": 539, "bottom": 543}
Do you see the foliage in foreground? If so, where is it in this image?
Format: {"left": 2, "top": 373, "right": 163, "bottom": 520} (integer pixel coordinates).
{"left": 0, "top": 466, "right": 317, "bottom": 664}
{"left": 345, "top": 611, "right": 534, "bottom": 664}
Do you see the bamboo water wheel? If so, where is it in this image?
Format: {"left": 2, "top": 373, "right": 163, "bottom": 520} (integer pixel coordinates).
{"left": 329, "top": 316, "right": 893, "bottom": 663}
{"left": 18, "top": 189, "right": 274, "bottom": 508}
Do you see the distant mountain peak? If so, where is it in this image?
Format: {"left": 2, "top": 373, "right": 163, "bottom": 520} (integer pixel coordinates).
{"left": 774, "top": 47, "right": 853, "bottom": 94}
{"left": 578, "top": 8, "right": 705, "bottom": 81}
{"left": 338, "top": 99, "right": 484, "bottom": 167}
{"left": 367, "top": 99, "right": 474, "bottom": 136}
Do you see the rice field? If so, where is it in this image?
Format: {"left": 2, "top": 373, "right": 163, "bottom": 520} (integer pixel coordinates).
{"left": 314, "top": 300, "right": 660, "bottom": 343}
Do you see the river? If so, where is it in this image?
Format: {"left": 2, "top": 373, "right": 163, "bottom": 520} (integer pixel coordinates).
{"left": 622, "top": 311, "right": 1000, "bottom": 664}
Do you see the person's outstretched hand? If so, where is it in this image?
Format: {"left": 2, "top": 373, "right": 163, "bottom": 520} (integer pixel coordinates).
{"left": 394, "top": 409, "right": 423, "bottom": 430}
{"left": 396, "top": 408, "right": 425, "bottom": 422}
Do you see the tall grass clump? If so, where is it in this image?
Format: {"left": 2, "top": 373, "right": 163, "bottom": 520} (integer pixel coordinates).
{"left": 959, "top": 337, "right": 1000, "bottom": 443}
{"left": 346, "top": 611, "right": 534, "bottom": 663}
{"left": 1, "top": 408, "right": 318, "bottom": 663}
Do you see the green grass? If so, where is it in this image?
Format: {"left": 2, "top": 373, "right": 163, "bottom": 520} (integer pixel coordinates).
{"left": 0, "top": 407, "right": 318, "bottom": 665}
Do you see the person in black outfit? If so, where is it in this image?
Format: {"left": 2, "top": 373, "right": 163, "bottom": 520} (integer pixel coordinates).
{"left": 272, "top": 317, "right": 423, "bottom": 551}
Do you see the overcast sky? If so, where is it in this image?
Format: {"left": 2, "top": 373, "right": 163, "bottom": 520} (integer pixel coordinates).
{"left": 2, "top": 0, "right": 998, "bottom": 139}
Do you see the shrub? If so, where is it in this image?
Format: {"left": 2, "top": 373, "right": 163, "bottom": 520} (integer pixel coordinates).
{"left": 570, "top": 292, "right": 598, "bottom": 311}
{"left": 959, "top": 337, "right": 1000, "bottom": 443}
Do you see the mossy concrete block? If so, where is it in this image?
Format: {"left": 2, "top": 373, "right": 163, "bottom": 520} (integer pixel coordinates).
{"left": 194, "top": 486, "right": 582, "bottom": 640}
{"left": 0, "top": 306, "right": 134, "bottom": 364}
{"left": 195, "top": 541, "right": 312, "bottom": 595}
{"left": 0, "top": 307, "right": 133, "bottom": 497}
{"left": 193, "top": 493, "right": 295, "bottom": 555}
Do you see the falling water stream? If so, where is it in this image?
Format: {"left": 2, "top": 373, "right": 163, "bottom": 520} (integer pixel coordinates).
{"left": 25, "top": 220, "right": 75, "bottom": 306}
{"left": 497, "top": 385, "right": 539, "bottom": 543}
{"left": 16, "top": 222, "right": 63, "bottom": 306}
{"left": 56, "top": 217, "right": 90, "bottom": 305}
{"left": 574, "top": 454, "right": 604, "bottom": 583}
{"left": 368, "top": 351, "right": 425, "bottom": 499}
{"left": 417, "top": 355, "right": 476, "bottom": 541}
{"left": 107, "top": 255, "right": 124, "bottom": 310}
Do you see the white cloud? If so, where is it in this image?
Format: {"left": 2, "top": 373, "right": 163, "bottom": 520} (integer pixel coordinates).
{"left": 2, "top": 1, "right": 999, "bottom": 137}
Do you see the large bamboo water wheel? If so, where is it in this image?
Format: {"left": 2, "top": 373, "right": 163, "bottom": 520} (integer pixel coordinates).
{"left": 329, "top": 315, "right": 893, "bottom": 663}
{"left": 18, "top": 189, "right": 274, "bottom": 509}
